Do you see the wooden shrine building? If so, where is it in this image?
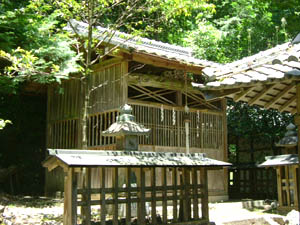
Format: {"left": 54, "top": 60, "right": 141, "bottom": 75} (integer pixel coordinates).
{"left": 259, "top": 123, "right": 299, "bottom": 211}
{"left": 45, "top": 19, "right": 229, "bottom": 203}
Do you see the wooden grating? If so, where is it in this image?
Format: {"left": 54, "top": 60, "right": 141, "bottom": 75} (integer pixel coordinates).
{"left": 64, "top": 166, "right": 210, "bottom": 225}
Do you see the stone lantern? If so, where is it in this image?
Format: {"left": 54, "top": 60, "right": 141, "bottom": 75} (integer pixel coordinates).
{"left": 259, "top": 123, "right": 299, "bottom": 211}
{"left": 102, "top": 104, "right": 150, "bottom": 151}
{"left": 276, "top": 123, "right": 298, "bottom": 154}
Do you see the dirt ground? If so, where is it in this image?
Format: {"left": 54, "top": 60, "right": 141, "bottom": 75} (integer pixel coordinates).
{"left": 0, "top": 194, "right": 299, "bottom": 225}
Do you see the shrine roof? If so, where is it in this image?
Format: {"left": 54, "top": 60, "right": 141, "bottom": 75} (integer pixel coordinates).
{"left": 43, "top": 149, "right": 231, "bottom": 170}
{"left": 66, "top": 20, "right": 219, "bottom": 69}
{"left": 258, "top": 154, "right": 299, "bottom": 167}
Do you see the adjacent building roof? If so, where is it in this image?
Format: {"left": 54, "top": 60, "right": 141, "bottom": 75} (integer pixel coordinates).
{"left": 258, "top": 154, "right": 299, "bottom": 167}
{"left": 194, "top": 41, "right": 300, "bottom": 114}
{"left": 43, "top": 149, "right": 231, "bottom": 170}
{"left": 66, "top": 20, "right": 219, "bottom": 69}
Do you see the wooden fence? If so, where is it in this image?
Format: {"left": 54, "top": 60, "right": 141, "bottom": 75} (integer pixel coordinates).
{"left": 64, "top": 166, "right": 209, "bottom": 225}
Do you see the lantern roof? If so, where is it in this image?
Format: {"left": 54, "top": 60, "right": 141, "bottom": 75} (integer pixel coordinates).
{"left": 102, "top": 104, "right": 150, "bottom": 137}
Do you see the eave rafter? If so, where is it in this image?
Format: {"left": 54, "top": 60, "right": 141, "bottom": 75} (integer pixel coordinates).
{"left": 233, "top": 87, "right": 256, "bottom": 102}
{"left": 248, "top": 84, "right": 276, "bottom": 106}
{"left": 279, "top": 95, "right": 297, "bottom": 112}
{"left": 264, "top": 83, "right": 294, "bottom": 109}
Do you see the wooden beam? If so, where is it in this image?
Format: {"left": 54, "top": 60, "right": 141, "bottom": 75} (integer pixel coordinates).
{"left": 279, "top": 95, "right": 296, "bottom": 112}
{"left": 248, "top": 84, "right": 276, "bottom": 106}
{"left": 127, "top": 99, "right": 223, "bottom": 115}
{"left": 129, "top": 85, "right": 176, "bottom": 105}
{"left": 132, "top": 52, "right": 203, "bottom": 75}
{"left": 128, "top": 73, "right": 205, "bottom": 95}
{"left": 265, "top": 83, "right": 294, "bottom": 109}
{"left": 186, "top": 92, "right": 220, "bottom": 111}
{"left": 233, "top": 87, "right": 255, "bottom": 102}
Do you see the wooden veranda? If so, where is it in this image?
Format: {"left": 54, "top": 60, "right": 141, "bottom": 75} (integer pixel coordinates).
{"left": 43, "top": 150, "right": 231, "bottom": 225}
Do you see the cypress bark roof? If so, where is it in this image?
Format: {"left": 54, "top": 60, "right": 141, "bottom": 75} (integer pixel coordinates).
{"left": 43, "top": 149, "right": 231, "bottom": 169}
{"left": 258, "top": 154, "right": 299, "bottom": 167}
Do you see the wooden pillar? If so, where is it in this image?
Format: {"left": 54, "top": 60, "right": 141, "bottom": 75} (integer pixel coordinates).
{"left": 222, "top": 98, "right": 229, "bottom": 196}
{"left": 113, "top": 167, "right": 119, "bottom": 225}
{"left": 276, "top": 167, "right": 283, "bottom": 207}
{"left": 137, "top": 167, "right": 146, "bottom": 225}
{"left": 192, "top": 168, "right": 199, "bottom": 219}
{"left": 285, "top": 166, "right": 291, "bottom": 206}
{"left": 162, "top": 167, "right": 167, "bottom": 223}
{"left": 121, "top": 61, "right": 128, "bottom": 105}
{"left": 101, "top": 168, "right": 106, "bottom": 225}
{"left": 126, "top": 168, "right": 132, "bottom": 225}
{"left": 82, "top": 168, "right": 91, "bottom": 225}
{"left": 151, "top": 167, "right": 157, "bottom": 224}
{"left": 200, "top": 168, "right": 209, "bottom": 221}
{"left": 64, "top": 168, "right": 77, "bottom": 225}
{"left": 183, "top": 168, "right": 191, "bottom": 221}
{"left": 295, "top": 83, "right": 300, "bottom": 213}
{"left": 293, "top": 165, "right": 299, "bottom": 208}
{"left": 172, "top": 168, "right": 178, "bottom": 222}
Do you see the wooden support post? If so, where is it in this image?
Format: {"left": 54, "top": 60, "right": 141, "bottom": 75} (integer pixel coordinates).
{"left": 137, "top": 168, "right": 146, "bottom": 225}
{"left": 121, "top": 61, "right": 128, "bottom": 105}
{"left": 295, "top": 83, "right": 300, "bottom": 213}
{"left": 172, "top": 168, "right": 178, "bottom": 222}
{"left": 82, "top": 168, "right": 91, "bottom": 225}
{"left": 64, "top": 168, "right": 77, "bottom": 225}
{"left": 71, "top": 173, "right": 78, "bottom": 225}
{"left": 200, "top": 168, "right": 209, "bottom": 221}
{"left": 222, "top": 98, "right": 229, "bottom": 196}
{"left": 113, "top": 167, "right": 119, "bottom": 225}
{"left": 276, "top": 168, "right": 283, "bottom": 207}
{"left": 162, "top": 167, "right": 167, "bottom": 223}
{"left": 293, "top": 166, "right": 299, "bottom": 208}
{"left": 151, "top": 167, "right": 157, "bottom": 224}
{"left": 126, "top": 168, "right": 132, "bottom": 225}
{"left": 183, "top": 168, "right": 190, "bottom": 221}
{"left": 101, "top": 168, "right": 106, "bottom": 225}
{"left": 192, "top": 168, "right": 199, "bottom": 219}
{"left": 285, "top": 166, "right": 291, "bottom": 206}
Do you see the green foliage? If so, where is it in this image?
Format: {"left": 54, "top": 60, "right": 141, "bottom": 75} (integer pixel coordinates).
{"left": 0, "top": 1, "right": 81, "bottom": 86}
{"left": 183, "top": 0, "right": 298, "bottom": 63}
{"left": 227, "top": 99, "right": 293, "bottom": 140}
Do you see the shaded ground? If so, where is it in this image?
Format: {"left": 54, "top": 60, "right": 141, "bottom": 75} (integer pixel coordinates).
{"left": 0, "top": 194, "right": 298, "bottom": 225}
